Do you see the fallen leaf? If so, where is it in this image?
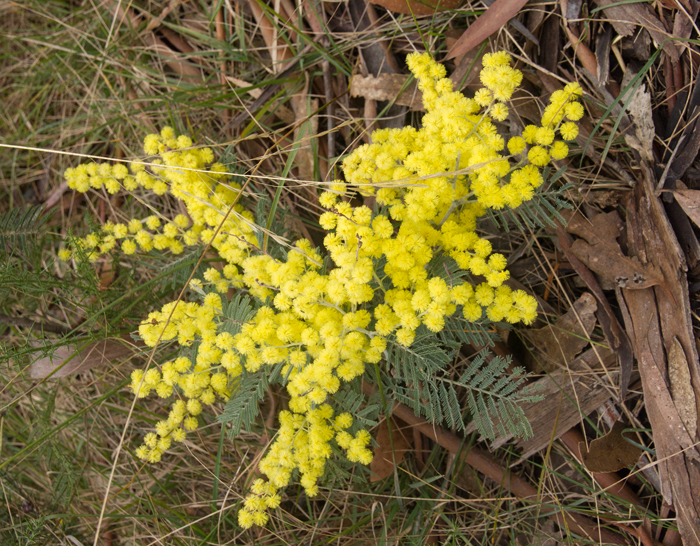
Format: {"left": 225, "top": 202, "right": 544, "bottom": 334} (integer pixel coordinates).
{"left": 30, "top": 337, "right": 136, "bottom": 380}
{"left": 525, "top": 292, "right": 597, "bottom": 372}
{"left": 224, "top": 76, "right": 263, "bottom": 99}
{"left": 580, "top": 421, "right": 643, "bottom": 473}
{"left": 595, "top": 24, "right": 613, "bottom": 86}
{"left": 590, "top": 0, "right": 679, "bottom": 63}
{"left": 563, "top": 25, "right": 598, "bottom": 82}
{"left": 668, "top": 336, "right": 698, "bottom": 439}
{"left": 557, "top": 221, "right": 634, "bottom": 400}
{"left": 564, "top": 211, "right": 664, "bottom": 290}
{"left": 445, "top": 0, "right": 529, "bottom": 60}
{"left": 673, "top": 190, "right": 700, "bottom": 231}
{"left": 610, "top": 164, "right": 700, "bottom": 541}
{"left": 291, "top": 90, "right": 319, "bottom": 183}
{"left": 624, "top": 83, "right": 655, "bottom": 163}
{"left": 621, "top": 31, "right": 651, "bottom": 61}
{"left": 349, "top": 74, "right": 421, "bottom": 109}
{"left": 370, "top": 416, "right": 413, "bottom": 482}
{"left": 368, "top": 0, "right": 462, "bottom": 15}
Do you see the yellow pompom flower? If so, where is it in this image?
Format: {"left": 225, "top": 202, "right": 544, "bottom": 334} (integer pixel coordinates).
{"left": 490, "top": 103, "right": 509, "bottom": 121}
{"left": 550, "top": 142, "right": 569, "bottom": 160}
{"left": 121, "top": 239, "right": 137, "bottom": 254}
{"left": 507, "top": 136, "right": 526, "bottom": 155}
{"left": 528, "top": 146, "right": 550, "bottom": 167}
{"left": 564, "top": 102, "right": 584, "bottom": 121}
{"left": 560, "top": 122, "right": 579, "bottom": 141}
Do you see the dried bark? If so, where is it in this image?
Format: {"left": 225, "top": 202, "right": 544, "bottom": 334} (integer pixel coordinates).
{"left": 617, "top": 162, "right": 700, "bottom": 542}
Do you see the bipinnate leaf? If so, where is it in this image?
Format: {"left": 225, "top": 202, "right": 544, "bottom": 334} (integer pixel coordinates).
{"left": 0, "top": 205, "right": 49, "bottom": 255}
{"left": 218, "top": 370, "right": 269, "bottom": 437}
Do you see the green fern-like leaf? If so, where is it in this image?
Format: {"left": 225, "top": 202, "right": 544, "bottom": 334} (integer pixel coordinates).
{"left": 456, "top": 350, "right": 543, "bottom": 440}
{"left": 392, "top": 379, "right": 466, "bottom": 431}
{"left": 0, "top": 205, "right": 49, "bottom": 254}
{"left": 220, "top": 293, "right": 257, "bottom": 337}
{"left": 425, "top": 254, "right": 471, "bottom": 287}
{"left": 215, "top": 294, "right": 268, "bottom": 436}
{"left": 386, "top": 332, "right": 542, "bottom": 439}
{"left": 386, "top": 333, "right": 463, "bottom": 427}
{"left": 331, "top": 387, "right": 381, "bottom": 429}
{"left": 489, "top": 166, "right": 573, "bottom": 232}
{"left": 386, "top": 332, "right": 455, "bottom": 387}
{"left": 158, "top": 248, "right": 209, "bottom": 291}
{"left": 218, "top": 370, "right": 269, "bottom": 437}
{"left": 438, "top": 314, "right": 501, "bottom": 348}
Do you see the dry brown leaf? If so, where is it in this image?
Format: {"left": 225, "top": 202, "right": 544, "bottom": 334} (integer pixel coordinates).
{"left": 668, "top": 336, "right": 698, "bottom": 439}
{"left": 349, "top": 74, "right": 421, "bottom": 109}
{"left": 445, "top": 0, "right": 529, "bottom": 60}
{"left": 368, "top": 0, "right": 462, "bottom": 15}
{"left": 291, "top": 91, "right": 319, "bottom": 183}
{"left": 590, "top": 0, "right": 678, "bottom": 63}
{"left": 563, "top": 26, "right": 598, "bottom": 82}
{"left": 224, "top": 76, "right": 263, "bottom": 99}
{"left": 30, "top": 338, "right": 136, "bottom": 380}
{"left": 624, "top": 83, "right": 655, "bottom": 163}
{"left": 370, "top": 416, "right": 413, "bottom": 482}
{"left": 525, "top": 293, "right": 597, "bottom": 372}
{"left": 565, "top": 211, "right": 664, "bottom": 289}
{"left": 674, "top": 190, "right": 700, "bottom": 229}
{"left": 618, "top": 164, "right": 700, "bottom": 541}
{"left": 580, "top": 421, "right": 643, "bottom": 473}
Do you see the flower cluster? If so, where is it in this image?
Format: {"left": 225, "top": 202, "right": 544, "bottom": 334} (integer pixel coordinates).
{"left": 60, "top": 51, "right": 583, "bottom": 529}
{"left": 61, "top": 127, "right": 250, "bottom": 262}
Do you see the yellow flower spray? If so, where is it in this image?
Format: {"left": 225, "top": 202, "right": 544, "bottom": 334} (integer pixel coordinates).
{"left": 60, "top": 52, "right": 583, "bottom": 528}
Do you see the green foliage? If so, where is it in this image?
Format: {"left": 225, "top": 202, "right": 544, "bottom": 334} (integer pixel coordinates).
{"left": 489, "top": 166, "right": 573, "bottom": 231}
{"left": 218, "top": 369, "right": 271, "bottom": 438}
{"left": 220, "top": 293, "right": 258, "bottom": 337}
{"left": 143, "top": 247, "right": 210, "bottom": 291}
{"left": 330, "top": 387, "right": 381, "bottom": 430}
{"left": 385, "top": 332, "right": 463, "bottom": 429}
{"left": 439, "top": 313, "right": 502, "bottom": 348}
{"left": 457, "top": 350, "right": 542, "bottom": 440}
{"left": 386, "top": 332, "right": 541, "bottom": 440}
{"left": 216, "top": 294, "right": 265, "bottom": 437}
{"left": 0, "top": 205, "right": 48, "bottom": 256}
